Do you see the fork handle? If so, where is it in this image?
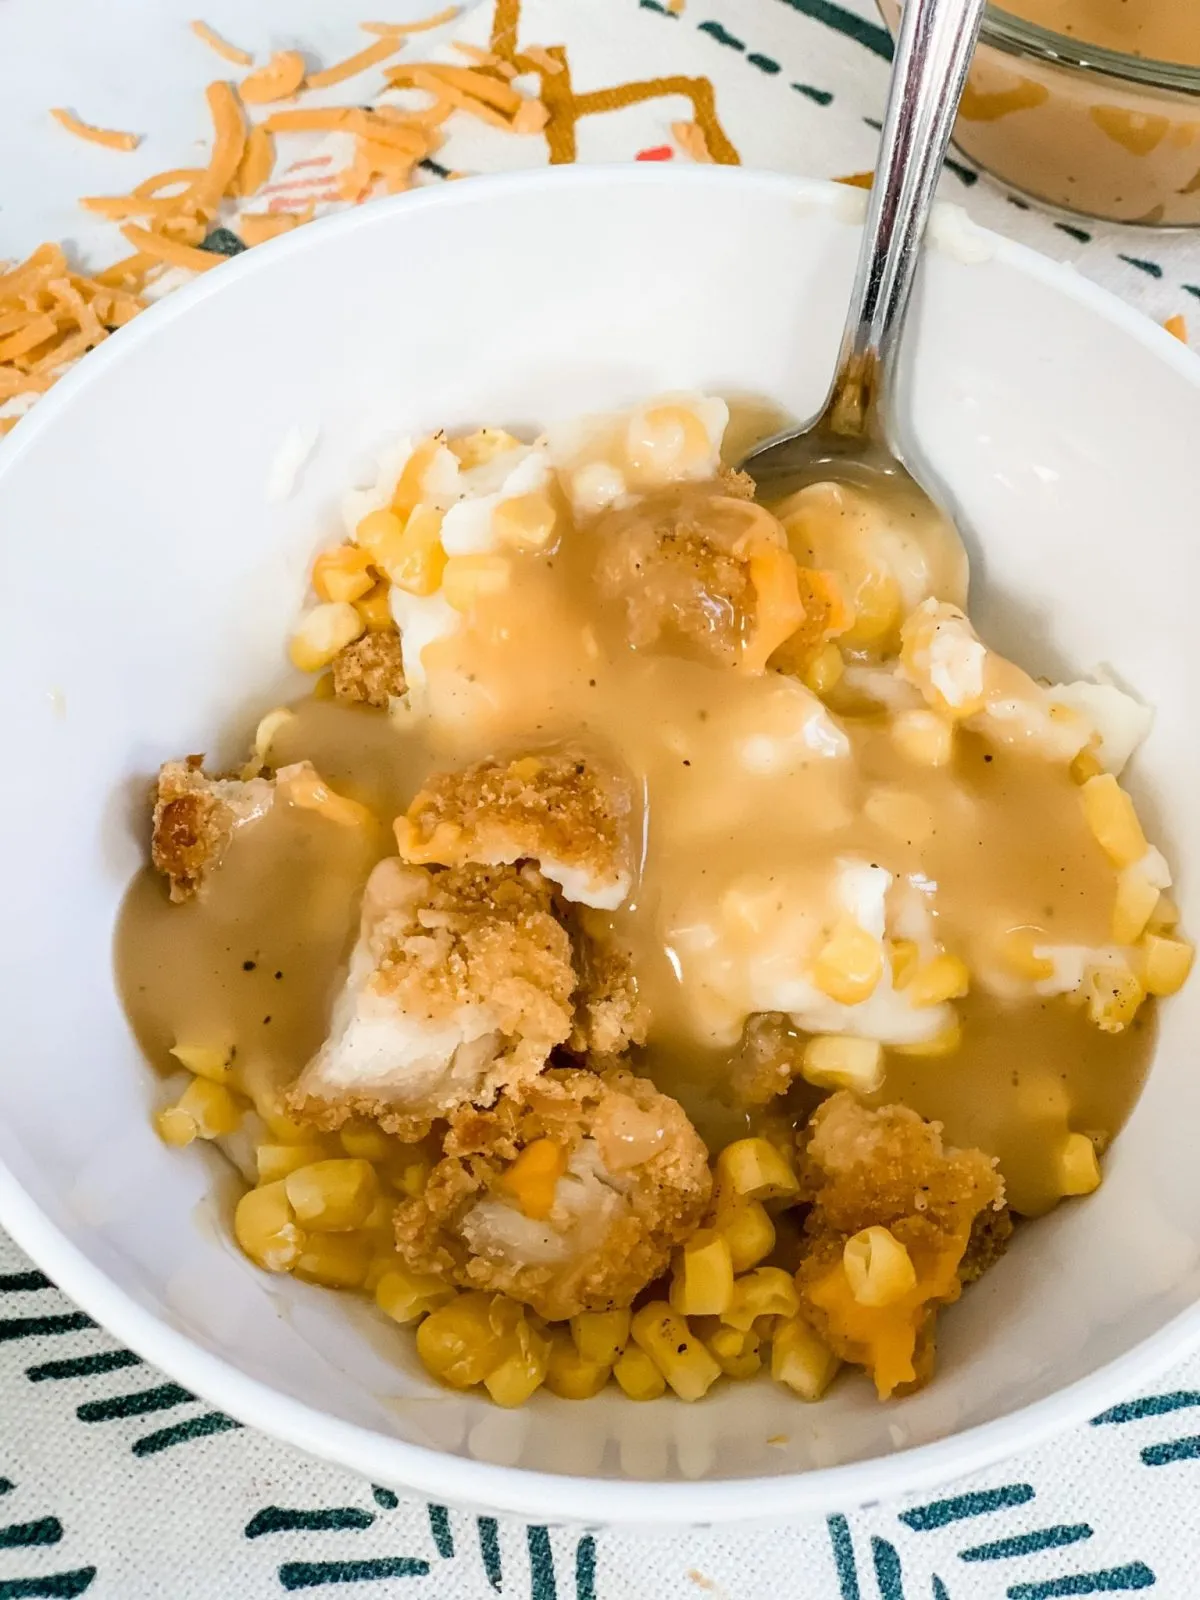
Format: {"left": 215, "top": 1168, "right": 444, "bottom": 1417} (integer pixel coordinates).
{"left": 823, "top": 0, "right": 986, "bottom": 441}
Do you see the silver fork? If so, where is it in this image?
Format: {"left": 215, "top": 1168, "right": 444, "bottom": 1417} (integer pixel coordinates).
{"left": 740, "top": 0, "right": 987, "bottom": 517}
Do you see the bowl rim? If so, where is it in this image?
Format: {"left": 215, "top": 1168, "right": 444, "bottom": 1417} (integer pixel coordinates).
{"left": 982, "top": 4, "right": 1200, "bottom": 96}
{"left": 3, "top": 162, "right": 1200, "bottom": 1525}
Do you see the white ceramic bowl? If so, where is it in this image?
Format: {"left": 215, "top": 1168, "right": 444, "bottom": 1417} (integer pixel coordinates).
{"left": 1, "top": 166, "right": 1199, "bottom": 1527}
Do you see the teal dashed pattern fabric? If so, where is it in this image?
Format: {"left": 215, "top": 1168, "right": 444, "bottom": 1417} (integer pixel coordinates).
{"left": 4, "top": 1230, "right": 1200, "bottom": 1597}
{"left": 4, "top": 0, "right": 1200, "bottom": 1593}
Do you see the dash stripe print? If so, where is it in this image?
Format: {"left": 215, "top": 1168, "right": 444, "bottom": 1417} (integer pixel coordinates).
{"left": 3, "top": 0, "right": 1200, "bottom": 1595}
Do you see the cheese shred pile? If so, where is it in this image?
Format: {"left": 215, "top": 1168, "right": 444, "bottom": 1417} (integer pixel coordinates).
{"left": 2, "top": 5, "right": 564, "bottom": 432}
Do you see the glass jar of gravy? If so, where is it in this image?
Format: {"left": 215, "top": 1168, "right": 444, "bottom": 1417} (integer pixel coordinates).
{"left": 878, "top": 1, "right": 1200, "bottom": 226}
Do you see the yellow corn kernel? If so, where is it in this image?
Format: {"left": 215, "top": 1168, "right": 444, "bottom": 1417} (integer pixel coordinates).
{"left": 294, "top": 1231, "right": 372, "bottom": 1291}
{"left": 844, "top": 570, "right": 902, "bottom": 648}
{"left": 863, "top": 787, "right": 935, "bottom": 847}
{"left": 289, "top": 601, "right": 365, "bottom": 673}
{"left": 813, "top": 918, "right": 884, "bottom": 1006}
{"left": 167, "top": 1078, "right": 241, "bottom": 1140}
{"left": 890, "top": 708, "right": 954, "bottom": 767}
{"left": 155, "top": 1105, "right": 197, "bottom": 1147}
{"left": 544, "top": 1327, "right": 611, "bottom": 1399}
{"left": 721, "top": 1267, "right": 801, "bottom": 1332}
{"left": 802, "top": 1034, "right": 884, "bottom": 1095}
{"left": 1085, "top": 960, "right": 1144, "bottom": 1033}
{"left": 362, "top": 1193, "right": 397, "bottom": 1239}
{"left": 496, "top": 1138, "right": 566, "bottom": 1221}
{"left": 998, "top": 925, "right": 1055, "bottom": 982}
{"left": 888, "top": 938, "right": 920, "bottom": 990}
{"left": 670, "top": 1229, "right": 735, "bottom": 1317}
{"left": 892, "top": 1014, "right": 963, "bottom": 1057}
{"left": 570, "top": 1309, "right": 631, "bottom": 1367}
{"left": 256, "top": 1142, "right": 329, "bottom": 1184}
{"left": 278, "top": 764, "right": 373, "bottom": 828}
{"left": 312, "top": 542, "right": 375, "bottom": 604}
{"left": 355, "top": 581, "right": 394, "bottom": 633}
{"left": 375, "top": 1265, "right": 456, "bottom": 1325}
{"left": 493, "top": 491, "right": 558, "bottom": 551}
{"left": 843, "top": 1226, "right": 917, "bottom": 1307}
{"left": 613, "top": 1341, "right": 667, "bottom": 1401}
{"left": 1070, "top": 745, "right": 1105, "bottom": 784}
{"left": 284, "top": 1159, "right": 379, "bottom": 1232}
{"left": 388, "top": 1155, "right": 431, "bottom": 1198}
{"left": 802, "top": 641, "right": 844, "bottom": 697}
{"left": 441, "top": 553, "right": 511, "bottom": 613}
{"left": 249, "top": 1080, "right": 318, "bottom": 1145}
{"left": 416, "top": 1292, "right": 504, "bottom": 1389}
{"left": 391, "top": 436, "right": 444, "bottom": 518}
{"left": 382, "top": 505, "right": 448, "bottom": 597}
{"left": 713, "top": 1196, "right": 775, "bottom": 1273}
{"left": 1148, "top": 894, "right": 1181, "bottom": 934}
{"left": 706, "top": 1324, "right": 762, "bottom": 1381}
{"left": 364, "top": 1250, "right": 399, "bottom": 1295}
{"left": 241, "top": 706, "right": 297, "bottom": 777}
{"left": 626, "top": 403, "right": 712, "bottom": 478}
{"left": 339, "top": 1122, "right": 394, "bottom": 1163}
{"left": 235, "top": 1180, "right": 305, "bottom": 1273}
{"left": 1080, "top": 774, "right": 1148, "bottom": 869}
{"left": 1058, "top": 1132, "right": 1102, "bottom": 1197}
{"left": 1112, "top": 866, "right": 1161, "bottom": 946}
{"left": 771, "top": 1315, "right": 841, "bottom": 1400}
{"left": 906, "top": 953, "right": 970, "bottom": 1008}
{"left": 485, "top": 1324, "right": 551, "bottom": 1408}
{"left": 448, "top": 427, "right": 522, "bottom": 469}
{"left": 716, "top": 1137, "right": 800, "bottom": 1202}
{"left": 168, "top": 1043, "right": 235, "bottom": 1085}
{"left": 1141, "top": 933, "right": 1195, "bottom": 996}
{"left": 354, "top": 507, "right": 405, "bottom": 562}
{"left": 630, "top": 1302, "right": 722, "bottom": 1402}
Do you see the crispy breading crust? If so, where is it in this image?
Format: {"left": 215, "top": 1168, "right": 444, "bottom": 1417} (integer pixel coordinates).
{"left": 331, "top": 628, "right": 407, "bottom": 709}
{"left": 794, "top": 1093, "right": 1009, "bottom": 1396}
{"left": 396, "top": 751, "right": 631, "bottom": 905}
{"left": 716, "top": 465, "right": 757, "bottom": 501}
{"left": 393, "top": 1066, "right": 711, "bottom": 1321}
{"left": 727, "top": 1012, "right": 807, "bottom": 1106}
{"left": 594, "top": 486, "right": 758, "bottom": 667}
{"left": 290, "top": 861, "right": 576, "bottom": 1140}
{"left": 565, "top": 912, "right": 649, "bottom": 1058}
{"left": 150, "top": 757, "right": 274, "bottom": 903}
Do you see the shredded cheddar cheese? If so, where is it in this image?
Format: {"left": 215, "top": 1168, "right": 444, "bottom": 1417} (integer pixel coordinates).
{"left": 360, "top": 7, "right": 459, "bottom": 35}
{"left": 672, "top": 119, "right": 714, "bottom": 163}
{"left": 240, "top": 51, "right": 307, "bottom": 106}
{"left": 118, "top": 225, "right": 223, "bottom": 273}
{"left": 1164, "top": 314, "right": 1189, "bottom": 343}
{"left": 234, "top": 125, "right": 275, "bottom": 197}
{"left": 305, "top": 36, "right": 404, "bottom": 89}
{"left": 50, "top": 108, "right": 140, "bottom": 151}
{"left": 190, "top": 20, "right": 254, "bottom": 66}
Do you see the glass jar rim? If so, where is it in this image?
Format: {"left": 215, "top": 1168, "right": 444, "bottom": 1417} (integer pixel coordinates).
{"left": 983, "top": 6, "right": 1200, "bottom": 96}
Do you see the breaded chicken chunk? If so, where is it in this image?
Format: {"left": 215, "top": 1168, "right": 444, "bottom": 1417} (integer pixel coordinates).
{"left": 394, "top": 1067, "right": 711, "bottom": 1321}
{"left": 395, "top": 750, "right": 633, "bottom": 911}
{"left": 290, "top": 857, "right": 576, "bottom": 1141}
{"left": 595, "top": 487, "right": 756, "bottom": 667}
{"left": 151, "top": 756, "right": 275, "bottom": 903}
{"left": 566, "top": 913, "right": 649, "bottom": 1059}
{"left": 332, "top": 628, "right": 407, "bottom": 709}
{"left": 794, "top": 1093, "right": 1009, "bottom": 1399}
{"left": 727, "top": 1013, "right": 807, "bottom": 1107}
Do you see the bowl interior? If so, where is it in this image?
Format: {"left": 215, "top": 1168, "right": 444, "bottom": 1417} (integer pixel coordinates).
{"left": 1, "top": 169, "right": 1199, "bottom": 1519}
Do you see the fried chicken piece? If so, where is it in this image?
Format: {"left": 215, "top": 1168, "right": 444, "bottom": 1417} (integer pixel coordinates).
{"left": 594, "top": 485, "right": 803, "bottom": 673}
{"left": 566, "top": 913, "right": 649, "bottom": 1058}
{"left": 394, "top": 1066, "right": 711, "bottom": 1321}
{"left": 331, "top": 628, "right": 407, "bottom": 708}
{"left": 794, "top": 1093, "right": 1008, "bottom": 1399}
{"left": 716, "top": 464, "right": 757, "bottom": 501}
{"left": 395, "top": 750, "right": 633, "bottom": 911}
{"left": 151, "top": 756, "right": 274, "bottom": 903}
{"left": 290, "top": 857, "right": 575, "bottom": 1141}
{"left": 727, "top": 1013, "right": 807, "bottom": 1106}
